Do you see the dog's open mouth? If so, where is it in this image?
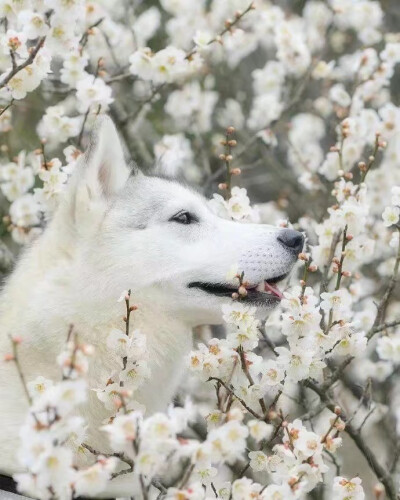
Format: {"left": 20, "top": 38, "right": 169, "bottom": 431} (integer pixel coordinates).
{"left": 187, "top": 273, "right": 288, "bottom": 304}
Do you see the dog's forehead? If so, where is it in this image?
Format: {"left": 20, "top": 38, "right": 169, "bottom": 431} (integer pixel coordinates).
{"left": 123, "top": 174, "right": 205, "bottom": 205}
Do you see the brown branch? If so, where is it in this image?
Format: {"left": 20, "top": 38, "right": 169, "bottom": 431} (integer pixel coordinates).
{"left": 0, "top": 37, "right": 46, "bottom": 90}
{"left": 207, "top": 377, "right": 263, "bottom": 420}
{"left": 120, "top": 3, "right": 255, "bottom": 128}
{"left": 322, "top": 356, "right": 354, "bottom": 391}
{"left": 184, "top": 2, "right": 255, "bottom": 60}
{"left": 368, "top": 319, "right": 400, "bottom": 340}
{"left": 79, "top": 18, "right": 105, "bottom": 49}
{"left": 303, "top": 380, "right": 397, "bottom": 499}
{"left": 320, "top": 231, "right": 342, "bottom": 295}
{"left": 257, "top": 322, "right": 278, "bottom": 355}
{"left": 82, "top": 442, "right": 134, "bottom": 468}
{"left": 372, "top": 227, "right": 400, "bottom": 330}
{"left": 0, "top": 99, "right": 13, "bottom": 118}
{"left": 8, "top": 335, "right": 32, "bottom": 405}
{"left": 238, "top": 347, "right": 268, "bottom": 416}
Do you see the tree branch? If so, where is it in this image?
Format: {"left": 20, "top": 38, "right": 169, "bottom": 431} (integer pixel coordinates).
{"left": 0, "top": 37, "right": 46, "bottom": 90}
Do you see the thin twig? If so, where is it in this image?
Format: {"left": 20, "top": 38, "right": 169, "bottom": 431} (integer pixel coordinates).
{"left": 372, "top": 226, "right": 400, "bottom": 330}
{"left": 303, "top": 380, "right": 397, "bottom": 499}
{"left": 0, "top": 36, "right": 46, "bottom": 90}
{"left": 8, "top": 335, "right": 32, "bottom": 405}
{"left": 207, "top": 377, "right": 263, "bottom": 420}
{"left": 0, "top": 99, "right": 14, "bottom": 117}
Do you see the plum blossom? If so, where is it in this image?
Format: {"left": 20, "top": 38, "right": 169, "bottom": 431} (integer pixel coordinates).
{"left": 210, "top": 187, "right": 259, "bottom": 223}
{"left": 332, "top": 476, "right": 365, "bottom": 500}
{"left": 3, "top": 0, "right": 400, "bottom": 497}
{"left": 129, "top": 46, "right": 192, "bottom": 84}
{"left": 382, "top": 206, "right": 400, "bottom": 227}
{"left": 76, "top": 76, "right": 113, "bottom": 113}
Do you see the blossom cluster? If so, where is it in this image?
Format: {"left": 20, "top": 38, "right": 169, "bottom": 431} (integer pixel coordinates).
{"left": 2, "top": 0, "right": 400, "bottom": 498}
{"left": 12, "top": 334, "right": 121, "bottom": 499}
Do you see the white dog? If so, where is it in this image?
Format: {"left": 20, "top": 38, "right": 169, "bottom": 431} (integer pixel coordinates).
{"left": 0, "top": 117, "right": 303, "bottom": 497}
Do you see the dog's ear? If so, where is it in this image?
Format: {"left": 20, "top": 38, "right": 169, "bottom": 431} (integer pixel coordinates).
{"left": 63, "top": 116, "right": 131, "bottom": 232}
{"left": 79, "top": 115, "right": 130, "bottom": 198}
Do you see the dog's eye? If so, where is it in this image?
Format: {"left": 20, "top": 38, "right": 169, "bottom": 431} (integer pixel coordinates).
{"left": 170, "top": 211, "right": 197, "bottom": 225}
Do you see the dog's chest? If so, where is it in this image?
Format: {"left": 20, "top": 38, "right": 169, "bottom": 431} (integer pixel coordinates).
{"left": 87, "top": 316, "right": 193, "bottom": 414}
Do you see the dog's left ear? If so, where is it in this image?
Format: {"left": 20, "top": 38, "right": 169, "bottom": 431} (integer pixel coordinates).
{"left": 79, "top": 115, "right": 130, "bottom": 199}
{"left": 63, "top": 116, "right": 131, "bottom": 232}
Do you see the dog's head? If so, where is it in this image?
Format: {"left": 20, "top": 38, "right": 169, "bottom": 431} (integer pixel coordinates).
{"left": 58, "top": 117, "right": 303, "bottom": 326}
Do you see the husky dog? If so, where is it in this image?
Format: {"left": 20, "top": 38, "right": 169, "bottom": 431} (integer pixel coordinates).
{"left": 0, "top": 117, "right": 303, "bottom": 497}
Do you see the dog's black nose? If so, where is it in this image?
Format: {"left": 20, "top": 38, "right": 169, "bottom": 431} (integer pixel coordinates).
{"left": 278, "top": 229, "right": 304, "bottom": 254}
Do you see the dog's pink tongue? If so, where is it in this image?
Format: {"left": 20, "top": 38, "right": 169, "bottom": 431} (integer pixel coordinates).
{"left": 265, "top": 281, "right": 283, "bottom": 299}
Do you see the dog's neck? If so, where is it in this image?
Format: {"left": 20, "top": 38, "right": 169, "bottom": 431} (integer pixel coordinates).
{"left": 0, "top": 232, "right": 193, "bottom": 413}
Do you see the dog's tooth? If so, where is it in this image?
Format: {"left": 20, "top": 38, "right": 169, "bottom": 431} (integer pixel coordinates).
{"left": 256, "top": 282, "right": 264, "bottom": 292}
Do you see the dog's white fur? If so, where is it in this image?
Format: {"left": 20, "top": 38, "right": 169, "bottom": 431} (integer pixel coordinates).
{"left": 0, "top": 117, "right": 299, "bottom": 497}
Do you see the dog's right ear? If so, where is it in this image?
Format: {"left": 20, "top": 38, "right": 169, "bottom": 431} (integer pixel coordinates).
{"left": 63, "top": 116, "right": 131, "bottom": 233}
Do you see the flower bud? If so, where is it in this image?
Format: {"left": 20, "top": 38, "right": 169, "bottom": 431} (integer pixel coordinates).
{"left": 81, "top": 344, "right": 94, "bottom": 355}
{"left": 374, "top": 483, "right": 385, "bottom": 499}
{"left": 218, "top": 183, "right": 227, "bottom": 190}
{"left": 298, "top": 253, "right": 308, "bottom": 261}
{"left": 358, "top": 161, "right": 367, "bottom": 171}
{"left": 238, "top": 286, "right": 247, "bottom": 297}
{"left": 228, "top": 140, "right": 237, "bottom": 147}
{"left": 219, "top": 154, "right": 226, "bottom": 161}
{"left": 225, "top": 154, "right": 233, "bottom": 162}
{"left": 227, "top": 126, "right": 235, "bottom": 135}
{"left": 335, "top": 419, "right": 346, "bottom": 431}
{"left": 232, "top": 292, "right": 239, "bottom": 300}
{"left": 308, "top": 265, "right": 318, "bottom": 272}
{"left": 4, "top": 354, "right": 15, "bottom": 362}
{"left": 231, "top": 168, "right": 241, "bottom": 175}
{"left": 268, "top": 410, "right": 278, "bottom": 420}
{"left": 334, "top": 406, "right": 341, "bottom": 415}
